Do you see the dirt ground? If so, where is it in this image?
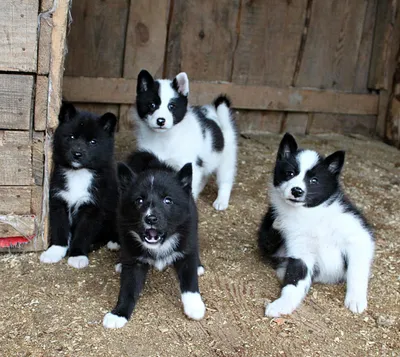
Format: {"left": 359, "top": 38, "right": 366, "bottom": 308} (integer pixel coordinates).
{"left": 1, "top": 133, "right": 399, "bottom": 357}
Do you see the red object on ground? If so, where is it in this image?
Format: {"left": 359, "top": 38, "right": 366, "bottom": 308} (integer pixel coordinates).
{"left": 0, "top": 235, "right": 34, "bottom": 248}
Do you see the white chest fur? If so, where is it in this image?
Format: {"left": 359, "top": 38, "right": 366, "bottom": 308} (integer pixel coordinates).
{"left": 56, "top": 168, "right": 94, "bottom": 208}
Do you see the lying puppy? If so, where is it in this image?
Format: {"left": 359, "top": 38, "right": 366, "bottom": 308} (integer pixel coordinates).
{"left": 40, "top": 102, "right": 119, "bottom": 268}
{"left": 258, "top": 133, "right": 374, "bottom": 316}
{"left": 134, "top": 69, "right": 237, "bottom": 210}
{"left": 103, "top": 151, "right": 205, "bottom": 328}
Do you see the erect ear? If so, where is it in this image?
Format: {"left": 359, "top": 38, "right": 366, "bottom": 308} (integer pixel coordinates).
{"left": 99, "top": 112, "right": 117, "bottom": 134}
{"left": 58, "top": 101, "right": 77, "bottom": 123}
{"left": 277, "top": 133, "right": 298, "bottom": 161}
{"left": 324, "top": 150, "right": 345, "bottom": 175}
{"left": 117, "top": 162, "right": 137, "bottom": 193}
{"left": 177, "top": 163, "right": 192, "bottom": 192}
{"left": 137, "top": 69, "right": 154, "bottom": 93}
{"left": 172, "top": 72, "right": 189, "bottom": 96}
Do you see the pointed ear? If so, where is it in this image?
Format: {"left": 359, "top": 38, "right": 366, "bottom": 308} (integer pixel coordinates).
{"left": 172, "top": 72, "right": 189, "bottom": 96}
{"left": 99, "top": 112, "right": 117, "bottom": 134}
{"left": 277, "top": 133, "right": 298, "bottom": 161}
{"left": 324, "top": 151, "right": 345, "bottom": 175}
{"left": 177, "top": 163, "right": 192, "bottom": 192}
{"left": 137, "top": 69, "right": 154, "bottom": 93}
{"left": 117, "top": 162, "right": 137, "bottom": 193}
{"left": 59, "top": 101, "right": 77, "bottom": 123}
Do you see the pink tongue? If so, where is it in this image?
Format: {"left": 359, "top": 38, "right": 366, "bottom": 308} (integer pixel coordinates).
{"left": 147, "top": 229, "right": 158, "bottom": 238}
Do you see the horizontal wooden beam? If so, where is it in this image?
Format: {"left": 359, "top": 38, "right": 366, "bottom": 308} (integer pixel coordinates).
{"left": 63, "top": 76, "right": 379, "bottom": 115}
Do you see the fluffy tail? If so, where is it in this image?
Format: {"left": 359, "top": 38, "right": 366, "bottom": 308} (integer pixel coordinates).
{"left": 213, "top": 94, "right": 237, "bottom": 136}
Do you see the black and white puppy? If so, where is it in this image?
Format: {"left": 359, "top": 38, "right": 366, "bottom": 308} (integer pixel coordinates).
{"left": 103, "top": 151, "right": 205, "bottom": 329}
{"left": 258, "top": 133, "right": 374, "bottom": 317}
{"left": 40, "top": 103, "right": 119, "bottom": 269}
{"left": 134, "top": 69, "right": 237, "bottom": 210}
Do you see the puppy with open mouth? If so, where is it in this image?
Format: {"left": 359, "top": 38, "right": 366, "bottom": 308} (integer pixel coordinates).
{"left": 103, "top": 151, "right": 205, "bottom": 329}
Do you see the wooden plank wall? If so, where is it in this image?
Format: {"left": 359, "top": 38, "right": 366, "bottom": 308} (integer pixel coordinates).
{"left": 63, "top": 0, "right": 400, "bottom": 139}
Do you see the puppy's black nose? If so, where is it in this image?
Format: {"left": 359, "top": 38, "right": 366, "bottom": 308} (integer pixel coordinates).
{"left": 73, "top": 151, "right": 82, "bottom": 158}
{"left": 145, "top": 214, "right": 158, "bottom": 225}
{"left": 291, "top": 187, "right": 304, "bottom": 198}
{"left": 156, "top": 118, "right": 166, "bottom": 127}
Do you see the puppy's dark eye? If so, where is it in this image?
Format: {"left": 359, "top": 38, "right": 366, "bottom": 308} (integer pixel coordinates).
{"left": 135, "top": 197, "right": 144, "bottom": 205}
{"left": 69, "top": 134, "right": 75, "bottom": 140}
{"left": 286, "top": 171, "right": 294, "bottom": 178}
{"left": 310, "top": 177, "right": 318, "bottom": 185}
{"left": 89, "top": 139, "right": 97, "bottom": 145}
{"left": 163, "top": 197, "right": 173, "bottom": 205}
{"left": 168, "top": 103, "right": 175, "bottom": 111}
{"left": 148, "top": 103, "right": 156, "bottom": 110}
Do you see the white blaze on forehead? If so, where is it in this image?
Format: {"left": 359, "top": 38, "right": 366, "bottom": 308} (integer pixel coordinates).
{"left": 297, "top": 150, "right": 320, "bottom": 175}
{"left": 157, "top": 79, "right": 178, "bottom": 105}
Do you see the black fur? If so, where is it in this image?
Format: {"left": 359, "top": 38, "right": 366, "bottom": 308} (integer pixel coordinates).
{"left": 49, "top": 102, "right": 119, "bottom": 256}
{"left": 192, "top": 106, "right": 224, "bottom": 152}
{"left": 196, "top": 157, "right": 204, "bottom": 168}
{"left": 110, "top": 151, "right": 202, "bottom": 321}
{"left": 283, "top": 258, "right": 308, "bottom": 287}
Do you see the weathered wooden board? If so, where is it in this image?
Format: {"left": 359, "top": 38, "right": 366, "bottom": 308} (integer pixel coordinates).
{"left": 0, "top": 215, "right": 35, "bottom": 238}
{"left": 64, "top": 0, "right": 129, "bottom": 78}
{"left": 308, "top": 114, "right": 377, "bottom": 136}
{"left": 0, "top": 74, "right": 34, "bottom": 130}
{"left": 237, "top": 111, "right": 283, "bottom": 134}
{"left": 0, "top": 0, "right": 39, "bottom": 72}
{"left": 0, "top": 131, "right": 32, "bottom": 186}
{"left": 353, "top": 0, "right": 377, "bottom": 92}
{"left": 232, "top": 0, "right": 307, "bottom": 86}
{"left": 284, "top": 113, "right": 309, "bottom": 135}
{"left": 165, "top": 0, "right": 239, "bottom": 81}
{"left": 34, "top": 75, "right": 49, "bottom": 131}
{"left": 295, "top": 0, "right": 368, "bottom": 91}
{"left": 0, "top": 187, "right": 32, "bottom": 215}
{"left": 123, "top": 0, "right": 169, "bottom": 78}
{"left": 63, "top": 77, "right": 379, "bottom": 115}
{"left": 32, "top": 132, "right": 44, "bottom": 186}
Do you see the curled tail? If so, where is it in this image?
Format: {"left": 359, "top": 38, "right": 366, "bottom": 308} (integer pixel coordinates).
{"left": 213, "top": 95, "right": 235, "bottom": 133}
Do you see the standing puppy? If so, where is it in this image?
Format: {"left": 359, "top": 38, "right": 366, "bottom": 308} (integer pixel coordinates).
{"left": 134, "top": 69, "right": 237, "bottom": 210}
{"left": 258, "top": 133, "right": 374, "bottom": 317}
{"left": 40, "top": 103, "right": 119, "bottom": 268}
{"left": 103, "top": 151, "right": 205, "bottom": 329}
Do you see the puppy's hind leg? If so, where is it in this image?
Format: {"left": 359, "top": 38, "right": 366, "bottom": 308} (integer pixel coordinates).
{"left": 213, "top": 151, "right": 236, "bottom": 211}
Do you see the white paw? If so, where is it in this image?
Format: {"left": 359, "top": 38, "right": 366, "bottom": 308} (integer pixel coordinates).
{"left": 68, "top": 255, "right": 89, "bottom": 269}
{"left": 345, "top": 294, "right": 367, "bottom": 314}
{"left": 181, "top": 292, "right": 206, "bottom": 320}
{"left": 265, "top": 297, "right": 297, "bottom": 317}
{"left": 103, "top": 312, "right": 128, "bottom": 329}
{"left": 40, "top": 245, "right": 67, "bottom": 264}
{"left": 115, "top": 263, "right": 122, "bottom": 273}
{"left": 197, "top": 266, "right": 205, "bottom": 276}
{"left": 107, "top": 241, "right": 120, "bottom": 251}
{"left": 213, "top": 198, "right": 229, "bottom": 211}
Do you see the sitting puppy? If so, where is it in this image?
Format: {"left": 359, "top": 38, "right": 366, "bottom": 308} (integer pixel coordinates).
{"left": 134, "top": 69, "right": 237, "bottom": 210}
{"left": 103, "top": 151, "right": 205, "bottom": 329}
{"left": 40, "top": 103, "right": 119, "bottom": 268}
{"left": 258, "top": 133, "right": 374, "bottom": 317}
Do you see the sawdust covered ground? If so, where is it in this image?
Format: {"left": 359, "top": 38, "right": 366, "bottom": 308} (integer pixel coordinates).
{"left": 1, "top": 133, "right": 399, "bottom": 357}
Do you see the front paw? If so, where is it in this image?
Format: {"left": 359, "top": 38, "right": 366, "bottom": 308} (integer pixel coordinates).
{"left": 68, "top": 255, "right": 89, "bottom": 269}
{"left": 213, "top": 198, "right": 229, "bottom": 211}
{"left": 40, "top": 245, "right": 67, "bottom": 264}
{"left": 103, "top": 312, "right": 127, "bottom": 329}
{"left": 107, "top": 241, "right": 120, "bottom": 251}
{"left": 345, "top": 294, "right": 367, "bottom": 313}
{"left": 181, "top": 292, "right": 206, "bottom": 320}
{"left": 265, "top": 297, "right": 297, "bottom": 317}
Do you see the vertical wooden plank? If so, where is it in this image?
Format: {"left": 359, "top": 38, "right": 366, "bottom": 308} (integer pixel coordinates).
{"left": 123, "top": 0, "right": 169, "bottom": 78}
{"left": 284, "top": 113, "right": 308, "bottom": 135}
{"left": 0, "top": 0, "right": 39, "bottom": 72}
{"left": 295, "top": 0, "right": 368, "bottom": 91}
{"left": 232, "top": 0, "right": 308, "bottom": 86}
{"left": 64, "top": 0, "right": 129, "bottom": 78}
{"left": 34, "top": 75, "right": 49, "bottom": 131}
{"left": 165, "top": 0, "right": 239, "bottom": 81}
{"left": 33, "top": 132, "right": 45, "bottom": 186}
{"left": 353, "top": 0, "right": 378, "bottom": 92}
